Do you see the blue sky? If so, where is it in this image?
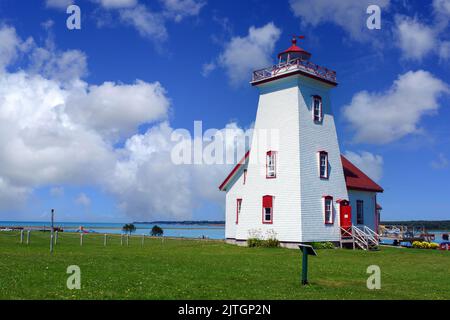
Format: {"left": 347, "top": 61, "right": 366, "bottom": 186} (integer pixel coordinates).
{"left": 0, "top": 0, "right": 449, "bottom": 222}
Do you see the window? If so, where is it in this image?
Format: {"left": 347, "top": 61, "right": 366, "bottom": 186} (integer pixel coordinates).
{"left": 262, "top": 195, "right": 273, "bottom": 224}
{"left": 243, "top": 169, "right": 247, "bottom": 185}
{"left": 312, "top": 95, "right": 323, "bottom": 122}
{"left": 236, "top": 199, "right": 242, "bottom": 224}
{"left": 324, "top": 196, "right": 333, "bottom": 224}
{"left": 266, "top": 151, "right": 277, "bottom": 178}
{"left": 319, "top": 151, "right": 329, "bottom": 179}
{"left": 356, "top": 200, "right": 364, "bottom": 225}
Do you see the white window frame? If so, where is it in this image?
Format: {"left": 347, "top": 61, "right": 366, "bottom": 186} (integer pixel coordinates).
{"left": 236, "top": 198, "right": 242, "bottom": 224}
{"left": 266, "top": 151, "right": 276, "bottom": 178}
{"left": 312, "top": 95, "right": 323, "bottom": 123}
{"left": 319, "top": 151, "right": 329, "bottom": 179}
{"left": 324, "top": 196, "right": 333, "bottom": 224}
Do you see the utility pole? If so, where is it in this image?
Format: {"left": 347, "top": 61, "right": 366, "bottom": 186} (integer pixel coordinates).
{"left": 50, "top": 209, "right": 55, "bottom": 254}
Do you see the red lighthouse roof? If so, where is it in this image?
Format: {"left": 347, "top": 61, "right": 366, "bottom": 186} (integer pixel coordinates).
{"left": 277, "top": 36, "right": 311, "bottom": 60}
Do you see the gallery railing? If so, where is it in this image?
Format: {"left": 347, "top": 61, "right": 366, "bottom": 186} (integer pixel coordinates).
{"left": 252, "top": 58, "right": 337, "bottom": 84}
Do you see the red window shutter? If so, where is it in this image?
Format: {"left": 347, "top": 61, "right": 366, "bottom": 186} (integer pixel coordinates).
{"left": 263, "top": 195, "right": 273, "bottom": 208}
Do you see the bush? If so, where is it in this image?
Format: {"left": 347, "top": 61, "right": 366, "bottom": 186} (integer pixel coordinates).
{"left": 122, "top": 223, "right": 136, "bottom": 234}
{"left": 412, "top": 241, "right": 439, "bottom": 249}
{"left": 247, "top": 238, "right": 280, "bottom": 248}
{"left": 263, "top": 238, "right": 280, "bottom": 248}
{"left": 246, "top": 229, "right": 280, "bottom": 248}
{"left": 151, "top": 225, "right": 164, "bottom": 237}
{"left": 311, "top": 242, "right": 335, "bottom": 249}
{"left": 430, "top": 242, "right": 439, "bottom": 249}
{"left": 247, "top": 238, "right": 264, "bottom": 247}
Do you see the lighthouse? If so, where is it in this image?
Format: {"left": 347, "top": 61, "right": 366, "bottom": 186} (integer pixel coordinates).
{"left": 219, "top": 36, "right": 383, "bottom": 248}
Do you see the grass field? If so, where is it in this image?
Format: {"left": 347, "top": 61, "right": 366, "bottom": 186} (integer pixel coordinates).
{"left": 0, "top": 231, "right": 449, "bottom": 300}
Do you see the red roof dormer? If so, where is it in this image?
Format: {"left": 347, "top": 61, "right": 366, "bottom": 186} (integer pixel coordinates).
{"left": 278, "top": 36, "right": 311, "bottom": 62}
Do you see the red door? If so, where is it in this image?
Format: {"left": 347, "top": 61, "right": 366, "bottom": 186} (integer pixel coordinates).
{"left": 340, "top": 200, "right": 352, "bottom": 238}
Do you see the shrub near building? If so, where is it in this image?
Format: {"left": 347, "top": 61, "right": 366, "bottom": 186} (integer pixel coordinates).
{"left": 412, "top": 241, "right": 439, "bottom": 249}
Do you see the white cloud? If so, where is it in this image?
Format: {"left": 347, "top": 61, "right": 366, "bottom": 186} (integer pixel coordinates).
{"left": 46, "top": 0, "right": 203, "bottom": 44}
{"left": 439, "top": 41, "right": 450, "bottom": 61}
{"left": 109, "top": 121, "right": 245, "bottom": 220}
{"left": 0, "top": 177, "right": 29, "bottom": 211}
{"left": 76, "top": 193, "right": 91, "bottom": 207}
{"left": 119, "top": 5, "right": 168, "bottom": 42}
{"left": 0, "top": 71, "right": 117, "bottom": 188}
{"left": 97, "top": 0, "right": 137, "bottom": 9}
{"left": 0, "top": 25, "right": 33, "bottom": 73}
{"left": 0, "top": 24, "right": 241, "bottom": 221}
{"left": 394, "top": 16, "right": 437, "bottom": 61}
{"left": 289, "top": 0, "right": 390, "bottom": 42}
{"left": 201, "top": 61, "right": 216, "bottom": 77}
{"left": 50, "top": 186, "right": 64, "bottom": 197}
{"left": 343, "top": 70, "right": 449, "bottom": 144}
{"left": 29, "top": 47, "right": 88, "bottom": 83}
{"left": 433, "top": 0, "right": 450, "bottom": 24}
{"left": 46, "top": 0, "right": 73, "bottom": 9}
{"left": 218, "top": 22, "right": 281, "bottom": 86}
{"left": 161, "top": 0, "right": 206, "bottom": 22}
{"left": 66, "top": 80, "right": 170, "bottom": 141}
{"left": 431, "top": 153, "right": 449, "bottom": 169}
{"left": 344, "top": 151, "right": 383, "bottom": 182}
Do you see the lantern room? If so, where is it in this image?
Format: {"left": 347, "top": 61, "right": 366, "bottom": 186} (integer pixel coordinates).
{"left": 277, "top": 36, "right": 311, "bottom": 64}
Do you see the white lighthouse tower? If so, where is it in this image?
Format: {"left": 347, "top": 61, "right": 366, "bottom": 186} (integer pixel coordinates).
{"left": 219, "top": 36, "right": 382, "bottom": 248}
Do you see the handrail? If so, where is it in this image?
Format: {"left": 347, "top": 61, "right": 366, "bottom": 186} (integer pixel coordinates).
{"left": 340, "top": 225, "right": 380, "bottom": 250}
{"left": 363, "top": 226, "right": 379, "bottom": 246}
{"left": 352, "top": 226, "right": 368, "bottom": 249}
{"left": 340, "top": 227, "right": 352, "bottom": 238}
{"left": 252, "top": 58, "right": 337, "bottom": 84}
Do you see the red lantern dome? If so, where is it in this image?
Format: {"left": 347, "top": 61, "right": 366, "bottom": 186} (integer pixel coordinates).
{"left": 278, "top": 36, "right": 311, "bottom": 63}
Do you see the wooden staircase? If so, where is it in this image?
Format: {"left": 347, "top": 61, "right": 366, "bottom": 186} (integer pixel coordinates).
{"left": 340, "top": 225, "right": 379, "bottom": 251}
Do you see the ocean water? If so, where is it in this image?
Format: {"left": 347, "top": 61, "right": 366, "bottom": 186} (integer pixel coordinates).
{"left": 0, "top": 221, "right": 225, "bottom": 240}
{"left": 1, "top": 221, "right": 448, "bottom": 243}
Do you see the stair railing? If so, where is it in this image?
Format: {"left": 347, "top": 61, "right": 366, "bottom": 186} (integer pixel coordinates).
{"left": 363, "top": 226, "right": 379, "bottom": 246}
{"left": 352, "top": 226, "right": 368, "bottom": 250}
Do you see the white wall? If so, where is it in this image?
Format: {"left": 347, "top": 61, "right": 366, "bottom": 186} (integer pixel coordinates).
{"left": 297, "top": 77, "right": 349, "bottom": 242}
{"left": 348, "top": 189, "right": 377, "bottom": 231}
{"left": 224, "top": 74, "right": 348, "bottom": 243}
{"left": 225, "top": 168, "right": 245, "bottom": 239}
{"left": 234, "top": 78, "right": 303, "bottom": 243}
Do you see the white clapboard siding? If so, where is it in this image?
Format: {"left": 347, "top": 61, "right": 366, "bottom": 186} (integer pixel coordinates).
{"left": 235, "top": 79, "right": 302, "bottom": 243}
{"left": 348, "top": 189, "right": 377, "bottom": 231}
{"left": 297, "top": 76, "right": 348, "bottom": 242}
{"left": 223, "top": 72, "right": 363, "bottom": 244}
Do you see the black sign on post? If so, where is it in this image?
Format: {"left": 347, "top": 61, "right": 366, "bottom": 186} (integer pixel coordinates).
{"left": 298, "top": 244, "right": 317, "bottom": 285}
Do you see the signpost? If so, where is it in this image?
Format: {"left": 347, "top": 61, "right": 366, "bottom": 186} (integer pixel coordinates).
{"left": 50, "top": 209, "right": 54, "bottom": 254}
{"left": 298, "top": 244, "right": 317, "bottom": 285}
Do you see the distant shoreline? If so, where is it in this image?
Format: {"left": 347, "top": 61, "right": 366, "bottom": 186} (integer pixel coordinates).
{"left": 133, "top": 221, "right": 225, "bottom": 226}
{"left": 381, "top": 220, "right": 450, "bottom": 231}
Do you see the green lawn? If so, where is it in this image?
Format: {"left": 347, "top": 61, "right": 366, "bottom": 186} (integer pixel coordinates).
{"left": 0, "top": 231, "right": 449, "bottom": 300}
